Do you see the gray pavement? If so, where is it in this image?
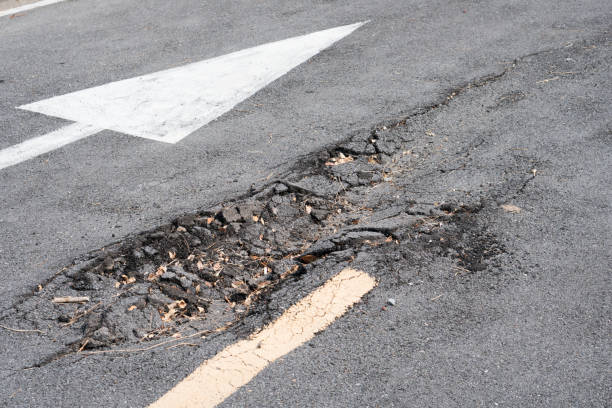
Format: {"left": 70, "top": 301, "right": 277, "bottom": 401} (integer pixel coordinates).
{"left": 0, "top": 0, "right": 610, "bottom": 406}
{"left": 0, "top": 1, "right": 40, "bottom": 13}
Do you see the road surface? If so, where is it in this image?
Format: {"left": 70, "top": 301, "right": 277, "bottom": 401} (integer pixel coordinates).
{"left": 0, "top": 0, "right": 610, "bottom": 406}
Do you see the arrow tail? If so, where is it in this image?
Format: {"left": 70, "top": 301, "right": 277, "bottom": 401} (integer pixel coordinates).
{"left": 0, "top": 123, "right": 102, "bottom": 170}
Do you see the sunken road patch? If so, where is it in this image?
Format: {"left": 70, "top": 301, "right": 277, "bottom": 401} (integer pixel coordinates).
{"left": 1, "top": 69, "right": 521, "bottom": 364}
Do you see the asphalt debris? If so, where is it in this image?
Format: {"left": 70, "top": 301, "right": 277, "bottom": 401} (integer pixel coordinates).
{"left": 6, "top": 54, "right": 556, "bottom": 359}
{"left": 2, "top": 114, "right": 480, "bottom": 355}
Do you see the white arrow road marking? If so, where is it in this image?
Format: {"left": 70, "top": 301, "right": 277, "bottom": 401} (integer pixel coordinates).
{"left": 149, "top": 268, "right": 376, "bottom": 408}
{"left": 20, "top": 22, "right": 365, "bottom": 143}
{"left": 0, "top": 0, "right": 67, "bottom": 18}
{"left": 0, "top": 21, "right": 366, "bottom": 171}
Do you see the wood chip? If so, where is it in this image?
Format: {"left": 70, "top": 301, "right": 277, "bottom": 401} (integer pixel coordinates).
{"left": 501, "top": 204, "right": 522, "bottom": 213}
{"left": 299, "top": 254, "right": 317, "bottom": 264}
{"left": 536, "top": 76, "right": 559, "bottom": 84}
{"left": 325, "top": 156, "right": 354, "bottom": 166}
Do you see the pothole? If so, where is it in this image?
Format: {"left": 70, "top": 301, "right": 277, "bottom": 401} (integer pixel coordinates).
{"left": 2, "top": 71, "right": 513, "bottom": 365}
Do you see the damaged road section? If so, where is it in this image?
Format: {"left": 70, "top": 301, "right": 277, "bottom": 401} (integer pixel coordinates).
{"left": 0, "top": 22, "right": 608, "bottom": 407}
{"left": 5, "top": 37, "right": 594, "bottom": 362}
{"left": 2, "top": 147, "right": 456, "bottom": 354}
{"left": 1, "top": 107, "right": 495, "bottom": 360}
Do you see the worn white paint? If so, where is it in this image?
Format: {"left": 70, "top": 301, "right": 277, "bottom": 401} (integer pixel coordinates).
{"left": 1, "top": 22, "right": 366, "bottom": 170}
{"left": 20, "top": 22, "right": 366, "bottom": 144}
{"left": 0, "top": 0, "right": 67, "bottom": 18}
{"left": 0, "top": 123, "right": 101, "bottom": 170}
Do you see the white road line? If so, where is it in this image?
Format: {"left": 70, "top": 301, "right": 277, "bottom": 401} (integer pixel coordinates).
{"left": 0, "top": 0, "right": 67, "bottom": 17}
{"left": 20, "top": 22, "right": 366, "bottom": 144}
{"left": 3, "top": 22, "right": 366, "bottom": 171}
{"left": 149, "top": 268, "right": 376, "bottom": 408}
{"left": 0, "top": 123, "right": 102, "bottom": 170}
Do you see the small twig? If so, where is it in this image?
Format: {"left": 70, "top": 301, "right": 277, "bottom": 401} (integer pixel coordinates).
{"left": 430, "top": 294, "right": 443, "bottom": 301}
{"left": 273, "top": 179, "right": 328, "bottom": 198}
{"left": 0, "top": 324, "right": 44, "bottom": 334}
{"left": 62, "top": 288, "right": 131, "bottom": 328}
{"left": 61, "top": 301, "right": 102, "bottom": 327}
{"left": 52, "top": 296, "right": 90, "bottom": 304}
{"left": 536, "top": 76, "right": 559, "bottom": 84}
{"left": 180, "top": 234, "right": 191, "bottom": 253}
{"left": 78, "top": 338, "right": 90, "bottom": 352}
{"left": 82, "top": 318, "right": 239, "bottom": 356}
{"left": 166, "top": 342, "right": 198, "bottom": 350}
{"left": 451, "top": 265, "right": 471, "bottom": 275}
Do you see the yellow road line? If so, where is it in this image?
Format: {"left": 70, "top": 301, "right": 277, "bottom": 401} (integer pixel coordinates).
{"left": 150, "top": 268, "right": 376, "bottom": 408}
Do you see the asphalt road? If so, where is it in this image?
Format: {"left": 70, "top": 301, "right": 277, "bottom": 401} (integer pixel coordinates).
{"left": 1, "top": 0, "right": 610, "bottom": 406}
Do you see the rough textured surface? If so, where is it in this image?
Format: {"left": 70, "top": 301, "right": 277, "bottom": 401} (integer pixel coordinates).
{"left": 0, "top": 0, "right": 610, "bottom": 406}
{"left": 223, "top": 35, "right": 612, "bottom": 408}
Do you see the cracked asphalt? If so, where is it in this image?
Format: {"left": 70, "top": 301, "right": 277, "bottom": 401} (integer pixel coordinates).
{"left": 1, "top": 0, "right": 610, "bottom": 406}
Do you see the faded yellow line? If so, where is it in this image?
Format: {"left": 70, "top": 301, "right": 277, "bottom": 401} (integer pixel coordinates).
{"left": 150, "top": 268, "right": 376, "bottom": 408}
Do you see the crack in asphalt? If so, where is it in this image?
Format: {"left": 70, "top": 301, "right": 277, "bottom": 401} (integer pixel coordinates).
{"left": 0, "top": 67, "right": 509, "bottom": 370}
{"left": 3, "top": 40, "right": 597, "bottom": 375}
